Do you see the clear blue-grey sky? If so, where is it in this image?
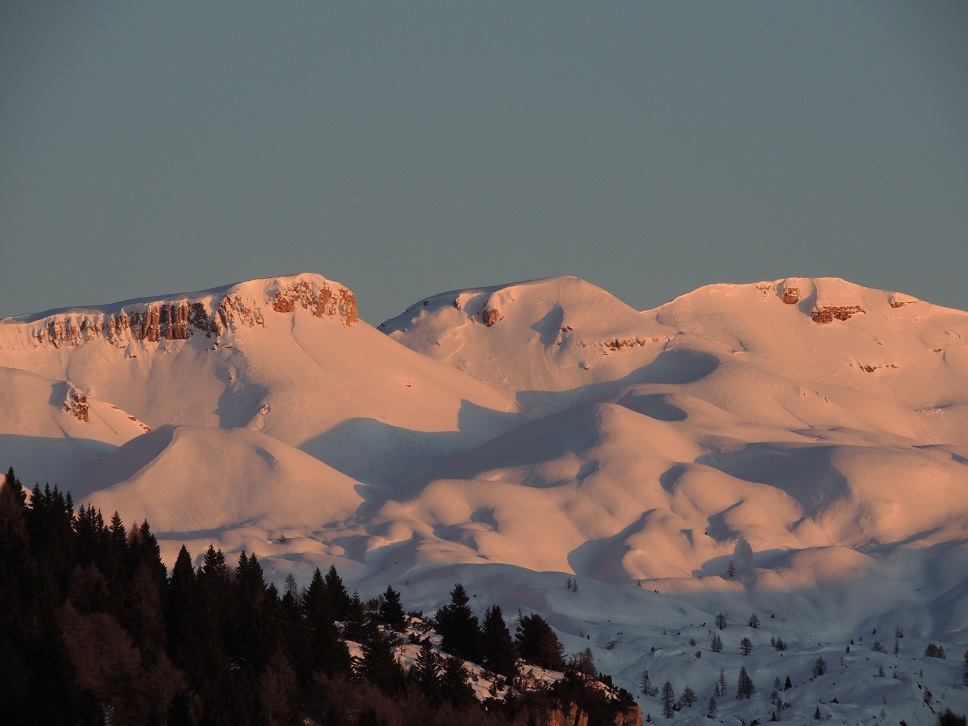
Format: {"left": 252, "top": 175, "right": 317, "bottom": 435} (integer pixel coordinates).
{"left": 2, "top": 2, "right": 966, "bottom": 324}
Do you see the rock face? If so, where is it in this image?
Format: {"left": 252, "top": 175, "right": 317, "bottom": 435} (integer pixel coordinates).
{"left": 270, "top": 278, "right": 358, "bottom": 324}
{"left": 64, "top": 389, "right": 89, "bottom": 422}
{"left": 480, "top": 305, "right": 501, "bottom": 327}
{"left": 7, "top": 275, "right": 357, "bottom": 350}
{"left": 782, "top": 287, "right": 800, "bottom": 304}
{"left": 811, "top": 305, "right": 866, "bottom": 323}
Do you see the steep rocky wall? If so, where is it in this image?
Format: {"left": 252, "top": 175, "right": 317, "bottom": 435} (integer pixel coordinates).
{"left": 14, "top": 277, "right": 357, "bottom": 350}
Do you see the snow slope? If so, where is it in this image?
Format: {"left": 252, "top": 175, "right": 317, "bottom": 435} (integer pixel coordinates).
{"left": 2, "top": 272, "right": 967, "bottom": 722}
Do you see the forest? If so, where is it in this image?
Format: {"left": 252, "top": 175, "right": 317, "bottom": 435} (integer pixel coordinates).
{"left": 0, "top": 468, "right": 638, "bottom": 725}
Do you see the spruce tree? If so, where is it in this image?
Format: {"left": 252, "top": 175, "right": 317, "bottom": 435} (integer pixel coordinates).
{"left": 515, "top": 612, "right": 565, "bottom": 671}
{"left": 410, "top": 639, "right": 442, "bottom": 705}
{"left": 661, "top": 682, "right": 675, "bottom": 718}
{"left": 378, "top": 585, "right": 406, "bottom": 632}
{"left": 441, "top": 655, "right": 476, "bottom": 711}
{"left": 357, "top": 628, "right": 405, "bottom": 695}
{"left": 736, "top": 666, "right": 755, "bottom": 699}
{"left": 323, "top": 565, "right": 352, "bottom": 621}
{"left": 480, "top": 605, "right": 518, "bottom": 678}
{"left": 435, "top": 583, "right": 481, "bottom": 662}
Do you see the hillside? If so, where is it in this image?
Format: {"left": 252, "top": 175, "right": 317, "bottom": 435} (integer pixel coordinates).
{"left": 2, "top": 272, "right": 967, "bottom": 723}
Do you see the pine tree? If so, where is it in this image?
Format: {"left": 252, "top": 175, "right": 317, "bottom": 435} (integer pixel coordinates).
{"left": 357, "top": 628, "right": 404, "bottom": 694}
{"left": 480, "top": 605, "right": 517, "bottom": 678}
{"left": 515, "top": 612, "right": 564, "bottom": 671}
{"left": 679, "top": 685, "right": 696, "bottom": 708}
{"left": 342, "top": 590, "right": 369, "bottom": 643}
{"left": 661, "top": 682, "right": 676, "bottom": 718}
{"left": 640, "top": 668, "right": 658, "bottom": 697}
{"left": 410, "top": 639, "right": 442, "bottom": 705}
{"left": 740, "top": 636, "right": 753, "bottom": 655}
{"left": 323, "top": 565, "right": 352, "bottom": 621}
{"left": 378, "top": 585, "right": 406, "bottom": 632}
{"left": 736, "top": 666, "right": 755, "bottom": 699}
{"left": 568, "top": 647, "right": 596, "bottom": 677}
{"left": 716, "top": 668, "right": 727, "bottom": 697}
{"left": 715, "top": 612, "right": 727, "bottom": 630}
{"left": 812, "top": 656, "right": 827, "bottom": 677}
{"left": 711, "top": 633, "right": 723, "bottom": 652}
{"left": 435, "top": 583, "right": 481, "bottom": 662}
{"left": 707, "top": 695, "right": 716, "bottom": 717}
{"left": 303, "top": 568, "right": 327, "bottom": 619}
{"left": 441, "top": 655, "right": 476, "bottom": 711}
{"left": 748, "top": 612, "right": 760, "bottom": 628}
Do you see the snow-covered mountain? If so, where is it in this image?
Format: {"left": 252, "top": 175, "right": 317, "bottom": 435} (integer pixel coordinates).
{"left": 3, "top": 272, "right": 967, "bottom": 723}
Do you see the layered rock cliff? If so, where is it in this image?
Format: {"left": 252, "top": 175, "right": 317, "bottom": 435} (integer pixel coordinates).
{"left": 1, "top": 274, "right": 357, "bottom": 350}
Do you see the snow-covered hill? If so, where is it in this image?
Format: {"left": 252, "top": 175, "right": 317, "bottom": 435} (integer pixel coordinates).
{"left": 2, "top": 272, "right": 967, "bottom": 723}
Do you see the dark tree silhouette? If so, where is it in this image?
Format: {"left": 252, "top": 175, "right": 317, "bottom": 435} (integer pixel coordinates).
{"left": 435, "top": 583, "right": 481, "bottom": 662}
{"left": 480, "top": 604, "right": 518, "bottom": 678}
{"left": 515, "top": 612, "right": 565, "bottom": 671}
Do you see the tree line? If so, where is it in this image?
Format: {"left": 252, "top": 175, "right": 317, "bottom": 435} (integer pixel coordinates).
{"left": 0, "top": 468, "right": 635, "bottom": 725}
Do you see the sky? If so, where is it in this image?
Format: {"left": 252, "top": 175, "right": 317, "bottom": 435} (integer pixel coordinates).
{"left": 1, "top": 2, "right": 967, "bottom": 325}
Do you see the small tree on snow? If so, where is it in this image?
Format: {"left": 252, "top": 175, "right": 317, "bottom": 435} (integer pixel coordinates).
{"left": 812, "top": 656, "right": 827, "bottom": 677}
{"left": 715, "top": 613, "right": 727, "bottom": 630}
{"left": 679, "top": 685, "right": 696, "bottom": 708}
{"left": 716, "top": 668, "right": 727, "bottom": 697}
{"left": 740, "top": 637, "right": 753, "bottom": 656}
{"left": 661, "top": 682, "right": 676, "bottom": 718}
{"left": 735, "top": 666, "right": 754, "bottom": 699}
{"left": 640, "top": 669, "right": 658, "bottom": 697}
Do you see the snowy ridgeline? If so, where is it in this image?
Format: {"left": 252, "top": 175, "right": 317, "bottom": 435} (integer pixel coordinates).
{"left": 2, "top": 273, "right": 968, "bottom": 723}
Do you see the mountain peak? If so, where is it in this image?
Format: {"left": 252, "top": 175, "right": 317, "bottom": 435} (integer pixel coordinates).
{"left": 1, "top": 273, "right": 357, "bottom": 351}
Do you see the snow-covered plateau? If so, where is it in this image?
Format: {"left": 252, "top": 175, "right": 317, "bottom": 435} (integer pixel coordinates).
{"left": 2, "top": 272, "right": 967, "bottom": 723}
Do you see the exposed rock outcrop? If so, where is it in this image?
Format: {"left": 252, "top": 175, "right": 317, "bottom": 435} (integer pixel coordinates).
{"left": 11, "top": 275, "right": 357, "bottom": 350}
{"left": 481, "top": 305, "right": 501, "bottom": 326}
{"left": 270, "top": 278, "right": 358, "bottom": 324}
{"left": 811, "top": 305, "right": 866, "bottom": 323}
{"left": 782, "top": 287, "right": 800, "bottom": 304}
{"left": 64, "top": 389, "right": 89, "bottom": 423}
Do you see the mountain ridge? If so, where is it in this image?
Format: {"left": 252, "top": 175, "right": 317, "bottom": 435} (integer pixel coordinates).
{"left": 2, "top": 271, "right": 967, "bottom": 721}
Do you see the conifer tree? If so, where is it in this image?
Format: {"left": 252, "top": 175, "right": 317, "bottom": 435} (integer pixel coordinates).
{"left": 323, "top": 564, "right": 352, "bottom": 621}
{"left": 441, "top": 655, "right": 476, "bottom": 711}
{"left": 411, "top": 639, "right": 442, "bottom": 705}
{"left": 661, "top": 681, "right": 675, "bottom": 718}
{"left": 435, "top": 583, "right": 481, "bottom": 662}
{"left": 378, "top": 585, "right": 406, "bottom": 632}
{"left": 357, "top": 628, "right": 405, "bottom": 695}
{"left": 679, "top": 685, "right": 696, "bottom": 708}
{"left": 342, "top": 590, "right": 369, "bottom": 643}
{"left": 640, "top": 669, "right": 658, "bottom": 697}
{"left": 515, "top": 612, "right": 565, "bottom": 671}
{"left": 736, "top": 666, "right": 755, "bottom": 699}
{"left": 480, "top": 604, "right": 518, "bottom": 678}
{"left": 302, "top": 567, "right": 327, "bottom": 619}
